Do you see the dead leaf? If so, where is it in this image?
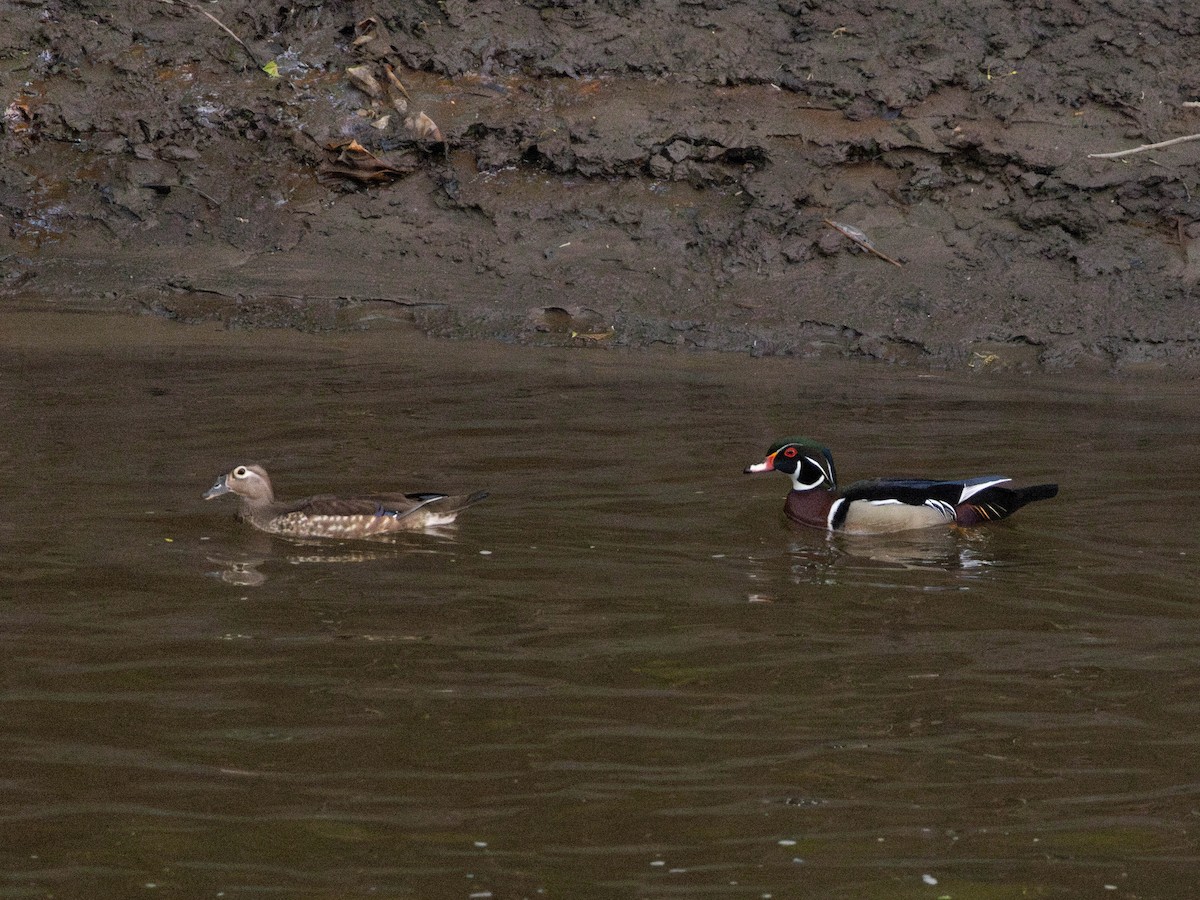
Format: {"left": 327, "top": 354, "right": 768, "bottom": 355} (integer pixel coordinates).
{"left": 318, "top": 139, "right": 415, "bottom": 184}
{"left": 405, "top": 111, "right": 443, "bottom": 141}
{"left": 346, "top": 65, "right": 383, "bottom": 100}
{"left": 352, "top": 17, "right": 381, "bottom": 47}
{"left": 352, "top": 16, "right": 394, "bottom": 57}
{"left": 4, "top": 98, "right": 32, "bottom": 135}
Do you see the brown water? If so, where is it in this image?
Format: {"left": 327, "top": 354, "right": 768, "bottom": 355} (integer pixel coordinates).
{"left": 1, "top": 312, "right": 1197, "bottom": 899}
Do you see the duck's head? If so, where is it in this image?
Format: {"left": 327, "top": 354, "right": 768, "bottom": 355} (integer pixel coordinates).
{"left": 203, "top": 464, "right": 275, "bottom": 503}
{"left": 744, "top": 438, "right": 837, "bottom": 492}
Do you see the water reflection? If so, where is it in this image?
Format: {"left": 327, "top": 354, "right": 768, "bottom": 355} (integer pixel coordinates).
{"left": 205, "top": 554, "right": 267, "bottom": 586}
{"left": 806, "top": 527, "right": 994, "bottom": 572}
{"left": 204, "top": 528, "right": 471, "bottom": 585}
{"left": 743, "top": 525, "right": 999, "bottom": 600}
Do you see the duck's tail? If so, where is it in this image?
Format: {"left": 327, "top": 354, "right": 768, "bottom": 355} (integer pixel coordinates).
{"left": 955, "top": 483, "right": 1058, "bottom": 526}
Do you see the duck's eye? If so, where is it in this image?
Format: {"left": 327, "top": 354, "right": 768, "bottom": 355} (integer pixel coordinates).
{"left": 783, "top": 447, "right": 798, "bottom": 458}
{"left": 234, "top": 466, "right": 249, "bottom": 478}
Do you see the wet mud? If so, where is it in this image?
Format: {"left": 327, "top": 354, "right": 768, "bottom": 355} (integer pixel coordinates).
{"left": 2, "top": 0, "right": 1199, "bottom": 369}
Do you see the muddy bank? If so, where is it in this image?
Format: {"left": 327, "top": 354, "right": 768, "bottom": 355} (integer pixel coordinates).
{"left": 2, "top": 0, "right": 1198, "bottom": 370}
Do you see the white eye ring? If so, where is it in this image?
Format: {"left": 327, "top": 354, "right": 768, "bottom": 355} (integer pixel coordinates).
{"left": 234, "top": 466, "right": 249, "bottom": 478}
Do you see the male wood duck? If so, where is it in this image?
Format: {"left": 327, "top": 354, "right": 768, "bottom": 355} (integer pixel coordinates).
{"left": 745, "top": 438, "right": 1057, "bottom": 534}
{"left": 203, "top": 465, "right": 488, "bottom": 539}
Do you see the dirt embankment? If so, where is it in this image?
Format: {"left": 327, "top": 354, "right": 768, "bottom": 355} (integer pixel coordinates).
{"left": 2, "top": 1, "right": 1198, "bottom": 369}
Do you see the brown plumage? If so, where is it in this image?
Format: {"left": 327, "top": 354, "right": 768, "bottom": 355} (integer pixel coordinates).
{"left": 203, "top": 464, "right": 487, "bottom": 539}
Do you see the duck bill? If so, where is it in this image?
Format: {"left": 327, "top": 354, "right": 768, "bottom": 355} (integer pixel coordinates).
{"left": 744, "top": 453, "right": 777, "bottom": 474}
{"left": 202, "top": 476, "right": 231, "bottom": 500}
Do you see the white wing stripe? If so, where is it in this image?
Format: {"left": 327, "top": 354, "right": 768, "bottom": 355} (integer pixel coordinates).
{"left": 958, "top": 477, "right": 1010, "bottom": 503}
{"left": 924, "top": 498, "right": 957, "bottom": 521}
{"left": 827, "top": 498, "right": 845, "bottom": 530}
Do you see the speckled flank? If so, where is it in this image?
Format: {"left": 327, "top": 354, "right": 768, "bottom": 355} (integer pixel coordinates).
{"left": 268, "top": 512, "right": 450, "bottom": 538}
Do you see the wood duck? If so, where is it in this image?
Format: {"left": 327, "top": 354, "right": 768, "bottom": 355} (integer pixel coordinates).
{"left": 203, "top": 465, "right": 488, "bottom": 539}
{"left": 745, "top": 437, "right": 1057, "bottom": 534}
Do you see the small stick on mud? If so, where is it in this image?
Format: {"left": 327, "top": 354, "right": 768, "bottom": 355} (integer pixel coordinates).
{"left": 179, "top": 182, "right": 221, "bottom": 206}
{"left": 1087, "top": 132, "right": 1200, "bottom": 159}
{"left": 156, "top": 0, "right": 266, "bottom": 72}
{"left": 822, "top": 219, "right": 904, "bottom": 267}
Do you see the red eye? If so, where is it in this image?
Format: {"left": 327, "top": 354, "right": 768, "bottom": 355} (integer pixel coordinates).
{"left": 783, "top": 447, "right": 798, "bottom": 458}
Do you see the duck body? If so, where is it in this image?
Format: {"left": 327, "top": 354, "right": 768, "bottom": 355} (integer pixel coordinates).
{"left": 746, "top": 438, "right": 1057, "bottom": 535}
{"left": 203, "top": 465, "right": 487, "bottom": 539}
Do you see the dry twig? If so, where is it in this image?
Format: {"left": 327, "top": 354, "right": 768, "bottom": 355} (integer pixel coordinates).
{"left": 1088, "top": 132, "right": 1200, "bottom": 159}
{"left": 157, "top": 0, "right": 266, "bottom": 72}
{"left": 822, "top": 219, "right": 903, "bottom": 267}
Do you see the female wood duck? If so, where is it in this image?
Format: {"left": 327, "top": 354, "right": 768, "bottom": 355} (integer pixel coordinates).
{"left": 203, "top": 465, "right": 488, "bottom": 539}
{"left": 745, "top": 437, "right": 1057, "bottom": 534}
